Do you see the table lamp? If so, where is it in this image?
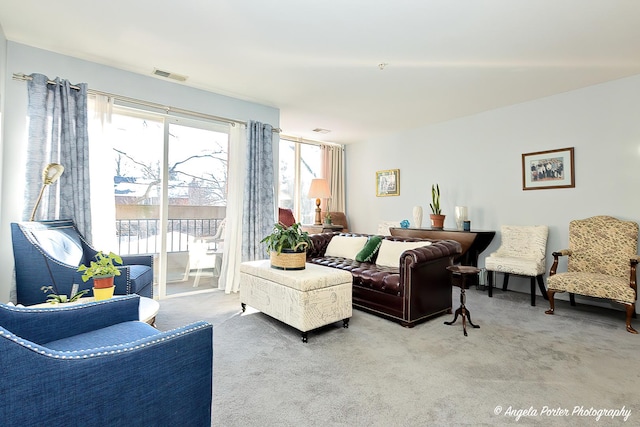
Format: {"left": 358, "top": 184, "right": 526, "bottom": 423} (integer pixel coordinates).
{"left": 307, "top": 178, "right": 331, "bottom": 225}
{"left": 29, "top": 163, "right": 64, "bottom": 221}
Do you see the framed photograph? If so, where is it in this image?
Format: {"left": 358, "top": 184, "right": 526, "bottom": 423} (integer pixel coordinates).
{"left": 376, "top": 169, "right": 400, "bottom": 197}
{"left": 522, "top": 147, "right": 575, "bottom": 190}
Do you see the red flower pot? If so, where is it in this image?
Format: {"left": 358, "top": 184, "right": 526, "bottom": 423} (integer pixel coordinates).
{"left": 93, "top": 275, "right": 115, "bottom": 289}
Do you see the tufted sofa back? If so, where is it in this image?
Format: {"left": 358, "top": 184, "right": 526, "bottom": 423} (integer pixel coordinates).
{"left": 306, "top": 232, "right": 455, "bottom": 265}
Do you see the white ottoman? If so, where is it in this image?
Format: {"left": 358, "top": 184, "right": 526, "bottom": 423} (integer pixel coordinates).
{"left": 240, "top": 260, "right": 353, "bottom": 342}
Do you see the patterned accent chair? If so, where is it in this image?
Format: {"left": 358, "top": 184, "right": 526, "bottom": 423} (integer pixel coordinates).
{"left": 545, "top": 216, "right": 639, "bottom": 334}
{"left": 485, "top": 225, "right": 549, "bottom": 306}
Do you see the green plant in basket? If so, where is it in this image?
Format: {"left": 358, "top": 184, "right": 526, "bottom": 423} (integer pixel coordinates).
{"left": 77, "top": 251, "right": 123, "bottom": 282}
{"left": 261, "top": 222, "right": 313, "bottom": 254}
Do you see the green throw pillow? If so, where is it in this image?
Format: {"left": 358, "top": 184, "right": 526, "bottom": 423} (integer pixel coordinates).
{"left": 355, "top": 236, "right": 383, "bottom": 262}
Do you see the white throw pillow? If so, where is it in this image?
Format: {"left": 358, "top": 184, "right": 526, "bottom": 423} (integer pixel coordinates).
{"left": 324, "top": 236, "right": 368, "bottom": 259}
{"left": 375, "top": 240, "right": 432, "bottom": 267}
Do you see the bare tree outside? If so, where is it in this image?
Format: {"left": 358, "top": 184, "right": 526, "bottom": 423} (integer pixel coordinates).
{"left": 113, "top": 119, "right": 228, "bottom": 207}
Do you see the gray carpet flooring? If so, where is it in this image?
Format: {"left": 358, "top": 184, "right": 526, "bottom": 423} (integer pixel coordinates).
{"left": 155, "top": 288, "right": 638, "bottom": 426}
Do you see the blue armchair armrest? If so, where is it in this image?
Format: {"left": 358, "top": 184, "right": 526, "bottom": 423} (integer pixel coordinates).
{"left": 0, "top": 296, "right": 213, "bottom": 427}
{"left": 121, "top": 254, "right": 153, "bottom": 268}
{"left": 0, "top": 295, "right": 141, "bottom": 344}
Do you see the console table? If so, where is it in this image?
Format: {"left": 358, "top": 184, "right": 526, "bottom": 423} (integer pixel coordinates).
{"left": 302, "top": 224, "right": 344, "bottom": 234}
{"left": 389, "top": 227, "right": 495, "bottom": 267}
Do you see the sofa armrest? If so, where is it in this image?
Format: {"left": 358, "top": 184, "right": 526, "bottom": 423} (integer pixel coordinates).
{"left": 398, "top": 240, "right": 462, "bottom": 322}
{"left": 0, "top": 295, "right": 140, "bottom": 345}
{"left": 400, "top": 240, "right": 462, "bottom": 268}
{"left": 0, "top": 321, "right": 213, "bottom": 426}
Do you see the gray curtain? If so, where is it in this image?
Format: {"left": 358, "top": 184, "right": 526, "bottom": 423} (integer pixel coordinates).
{"left": 242, "top": 121, "right": 275, "bottom": 261}
{"left": 26, "top": 73, "right": 92, "bottom": 239}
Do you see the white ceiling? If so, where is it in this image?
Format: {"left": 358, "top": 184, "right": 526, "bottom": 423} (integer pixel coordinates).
{"left": 2, "top": 1, "right": 640, "bottom": 144}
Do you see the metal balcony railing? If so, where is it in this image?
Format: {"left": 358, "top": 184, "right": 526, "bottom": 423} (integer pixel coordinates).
{"left": 116, "top": 218, "right": 224, "bottom": 255}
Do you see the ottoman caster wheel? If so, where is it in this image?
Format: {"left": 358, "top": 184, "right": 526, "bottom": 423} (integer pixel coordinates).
{"left": 301, "top": 332, "right": 308, "bottom": 343}
{"left": 343, "top": 318, "right": 350, "bottom": 328}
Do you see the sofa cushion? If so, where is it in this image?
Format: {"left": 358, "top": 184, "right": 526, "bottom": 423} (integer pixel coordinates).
{"left": 30, "top": 227, "right": 84, "bottom": 266}
{"left": 355, "top": 236, "right": 383, "bottom": 262}
{"left": 308, "top": 256, "right": 401, "bottom": 295}
{"left": 325, "top": 236, "right": 368, "bottom": 259}
{"left": 376, "top": 240, "right": 432, "bottom": 267}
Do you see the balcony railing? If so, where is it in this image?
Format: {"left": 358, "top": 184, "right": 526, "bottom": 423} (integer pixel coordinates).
{"left": 116, "top": 218, "right": 224, "bottom": 255}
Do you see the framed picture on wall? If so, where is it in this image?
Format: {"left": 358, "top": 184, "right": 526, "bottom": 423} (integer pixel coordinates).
{"left": 376, "top": 169, "right": 400, "bottom": 196}
{"left": 522, "top": 147, "right": 575, "bottom": 190}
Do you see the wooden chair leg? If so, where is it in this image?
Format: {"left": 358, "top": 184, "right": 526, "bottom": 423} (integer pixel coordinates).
{"left": 501, "top": 273, "right": 510, "bottom": 291}
{"left": 530, "top": 276, "right": 536, "bottom": 306}
{"left": 545, "top": 290, "right": 556, "bottom": 315}
{"left": 569, "top": 293, "right": 576, "bottom": 306}
{"left": 536, "top": 275, "right": 548, "bottom": 300}
{"left": 625, "top": 304, "right": 638, "bottom": 334}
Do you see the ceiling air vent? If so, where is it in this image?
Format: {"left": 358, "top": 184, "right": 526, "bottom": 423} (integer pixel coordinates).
{"left": 152, "top": 68, "right": 188, "bottom": 82}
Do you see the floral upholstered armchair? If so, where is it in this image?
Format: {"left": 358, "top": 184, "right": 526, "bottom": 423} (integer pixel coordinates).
{"left": 545, "top": 216, "right": 639, "bottom": 333}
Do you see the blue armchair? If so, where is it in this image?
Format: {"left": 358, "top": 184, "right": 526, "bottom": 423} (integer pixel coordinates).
{"left": 11, "top": 219, "right": 154, "bottom": 305}
{"left": 0, "top": 295, "right": 213, "bottom": 426}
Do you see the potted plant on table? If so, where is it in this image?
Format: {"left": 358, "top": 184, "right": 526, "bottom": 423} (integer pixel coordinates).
{"left": 261, "top": 222, "right": 313, "bottom": 270}
{"left": 77, "top": 251, "right": 123, "bottom": 300}
{"left": 41, "top": 284, "right": 89, "bottom": 304}
{"left": 429, "top": 183, "right": 446, "bottom": 230}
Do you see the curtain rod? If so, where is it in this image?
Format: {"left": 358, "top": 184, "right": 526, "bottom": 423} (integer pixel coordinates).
{"left": 280, "top": 134, "right": 342, "bottom": 147}
{"left": 12, "top": 72, "right": 282, "bottom": 132}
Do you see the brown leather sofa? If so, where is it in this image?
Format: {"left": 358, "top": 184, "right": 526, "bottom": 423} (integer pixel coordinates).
{"left": 306, "top": 232, "right": 462, "bottom": 327}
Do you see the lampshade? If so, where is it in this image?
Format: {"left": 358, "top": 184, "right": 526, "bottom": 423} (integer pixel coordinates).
{"left": 307, "top": 178, "right": 331, "bottom": 199}
{"left": 42, "top": 163, "right": 64, "bottom": 185}
{"left": 308, "top": 178, "right": 331, "bottom": 226}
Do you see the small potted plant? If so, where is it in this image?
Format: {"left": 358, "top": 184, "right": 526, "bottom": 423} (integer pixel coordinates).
{"left": 261, "top": 222, "right": 313, "bottom": 270}
{"left": 77, "top": 251, "right": 123, "bottom": 300}
{"left": 324, "top": 212, "right": 332, "bottom": 225}
{"left": 41, "top": 284, "right": 89, "bottom": 304}
{"left": 429, "top": 183, "right": 446, "bottom": 230}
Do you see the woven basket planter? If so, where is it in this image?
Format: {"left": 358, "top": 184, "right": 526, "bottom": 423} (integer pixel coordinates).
{"left": 270, "top": 246, "right": 307, "bottom": 270}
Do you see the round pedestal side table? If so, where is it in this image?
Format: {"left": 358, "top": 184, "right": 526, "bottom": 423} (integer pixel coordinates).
{"left": 444, "top": 265, "right": 481, "bottom": 336}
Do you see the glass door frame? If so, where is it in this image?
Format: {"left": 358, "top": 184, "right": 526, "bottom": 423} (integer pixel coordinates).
{"left": 109, "top": 104, "right": 229, "bottom": 299}
{"left": 157, "top": 115, "right": 230, "bottom": 298}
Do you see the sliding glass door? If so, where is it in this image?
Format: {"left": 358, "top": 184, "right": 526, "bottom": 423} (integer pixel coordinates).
{"left": 110, "top": 107, "right": 229, "bottom": 298}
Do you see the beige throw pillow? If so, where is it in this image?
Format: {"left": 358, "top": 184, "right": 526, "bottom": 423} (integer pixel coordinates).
{"left": 324, "top": 236, "right": 368, "bottom": 259}
{"left": 375, "top": 240, "right": 432, "bottom": 267}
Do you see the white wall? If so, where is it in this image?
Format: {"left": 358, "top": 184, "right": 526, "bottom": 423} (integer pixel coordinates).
{"left": 0, "top": 42, "right": 279, "bottom": 302}
{"left": 0, "top": 26, "right": 6, "bottom": 217}
{"left": 346, "top": 73, "right": 640, "bottom": 300}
